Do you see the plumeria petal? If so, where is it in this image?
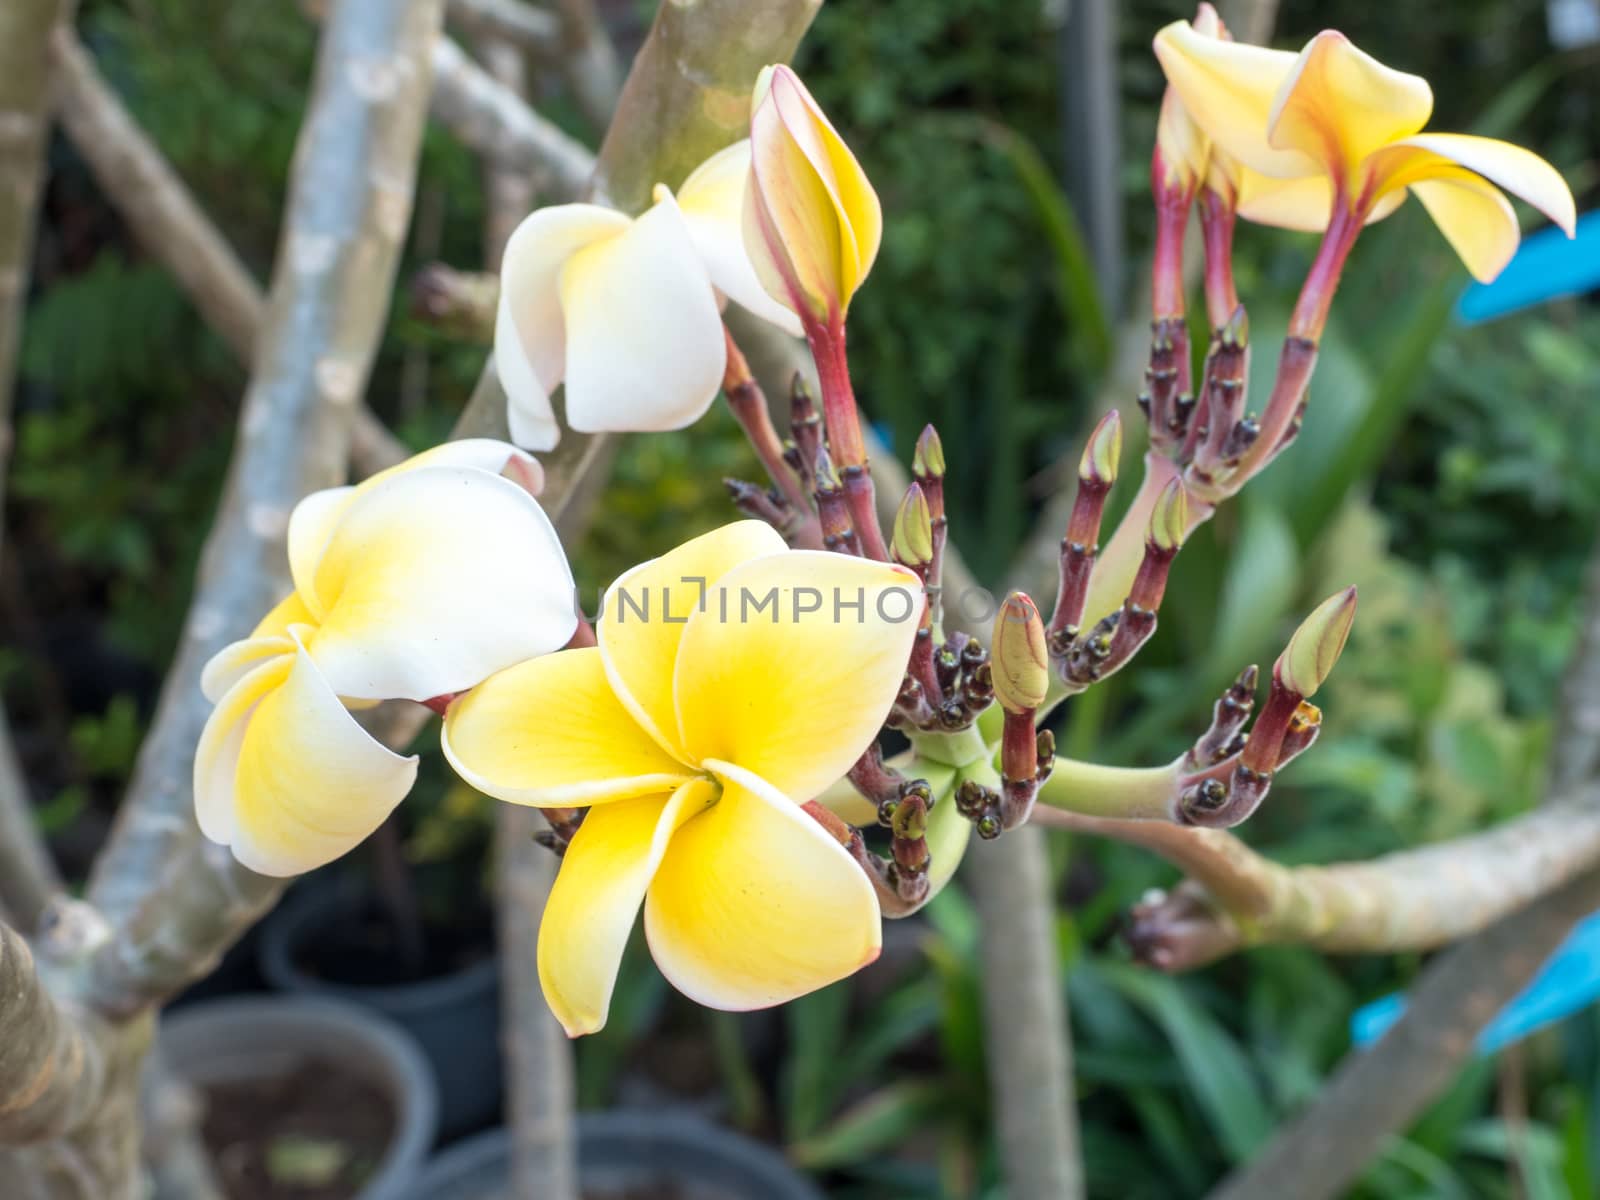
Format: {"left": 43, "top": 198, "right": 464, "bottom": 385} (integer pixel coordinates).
{"left": 675, "top": 143, "right": 804, "bottom": 336}
{"left": 497, "top": 205, "right": 632, "bottom": 450}
{"left": 673, "top": 551, "right": 921, "bottom": 802}
{"left": 745, "top": 65, "right": 882, "bottom": 319}
{"left": 200, "top": 634, "right": 295, "bottom": 704}
{"left": 1266, "top": 31, "right": 1432, "bottom": 185}
{"left": 308, "top": 465, "right": 576, "bottom": 701}
{"left": 1369, "top": 133, "right": 1576, "bottom": 235}
{"left": 1408, "top": 170, "right": 1522, "bottom": 283}
{"left": 442, "top": 647, "right": 697, "bottom": 807}
{"left": 287, "top": 440, "right": 537, "bottom": 616}
{"left": 537, "top": 778, "right": 716, "bottom": 1037}
{"left": 198, "top": 634, "right": 418, "bottom": 877}
{"left": 1152, "top": 21, "right": 1310, "bottom": 180}
{"left": 558, "top": 193, "right": 726, "bottom": 434}
{"left": 1235, "top": 170, "right": 1407, "bottom": 231}
{"left": 598, "top": 520, "right": 787, "bottom": 759}
{"left": 644, "top": 760, "right": 880, "bottom": 1010}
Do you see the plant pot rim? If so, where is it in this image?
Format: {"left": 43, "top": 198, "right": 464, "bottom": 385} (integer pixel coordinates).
{"left": 160, "top": 994, "right": 438, "bottom": 1200}
{"left": 405, "top": 1110, "right": 826, "bottom": 1200}
{"left": 258, "top": 882, "right": 500, "bottom": 1014}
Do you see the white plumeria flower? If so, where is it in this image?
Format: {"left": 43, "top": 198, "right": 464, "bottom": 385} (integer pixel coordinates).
{"left": 195, "top": 440, "right": 577, "bottom": 876}
{"left": 495, "top": 140, "right": 802, "bottom": 451}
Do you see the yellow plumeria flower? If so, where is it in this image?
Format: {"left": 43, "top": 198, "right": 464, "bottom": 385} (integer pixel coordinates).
{"left": 1153, "top": 24, "right": 1576, "bottom": 281}
{"left": 195, "top": 441, "right": 577, "bottom": 876}
{"left": 743, "top": 64, "right": 883, "bottom": 326}
{"left": 442, "top": 521, "right": 921, "bottom": 1036}
{"left": 495, "top": 142, "right": 801, "bottom": 451}
{"left": 1154, "top": 3, "right": 1223, "bottom": 197}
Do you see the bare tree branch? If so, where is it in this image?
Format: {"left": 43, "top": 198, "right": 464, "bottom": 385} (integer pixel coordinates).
{"left": 447, "top": 0, "right": 559, "bottom": 52}
{"left": 549, "top": 0, "right": 622, "bottom": 132}
{"left": 1036, "top": 785, "right": 1600, "bottom": 967}
{"left": 0, "top": 0, "right": 70, "bottom": 938}
{"left": 430, "top": 35, "right": 594, "bottom": 200}
{"left": 1205, "top": 536, "right": 1600, "bottom": 1200}
{"left": 83, "top": 0, "right": 446, "bottom": 1010}
{"left": 49, "top": 29, "right": 408, "bottom": 476}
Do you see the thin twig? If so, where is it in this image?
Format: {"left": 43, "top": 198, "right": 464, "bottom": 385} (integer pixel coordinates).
{"left": 447, "top": 0, "right": 558, "bottom": 53}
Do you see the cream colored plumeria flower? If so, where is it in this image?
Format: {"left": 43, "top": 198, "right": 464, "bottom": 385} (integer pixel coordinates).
{"left": 495, "top": 142, "right": 802, "bottom": 451}
{"left": 442, "top": 521, "right": 922, "bottom": 1036}
{"left": 196, "top": 441, "right": 577, "bottom": 876}
{"left": 743, "top": 64, "right": 882, "bottom": 325}
{"left": 1153, "top": 24, "right": 1576, "bottom": 280}
{"left": 1153, "top": 3, "right": 1227, "bottom": 197}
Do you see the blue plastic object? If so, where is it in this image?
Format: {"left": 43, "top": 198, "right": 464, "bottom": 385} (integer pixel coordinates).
{"left": 1351, "top": 909, "right": 1600, "bottom": 1052}
{"left": 1456, "top": 210, "right": 1600, "bottom": 324}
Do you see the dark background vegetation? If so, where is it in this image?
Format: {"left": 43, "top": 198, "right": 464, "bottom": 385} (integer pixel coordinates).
{"left": 5, "top": 0, "right": 1599, "bottom": 1195}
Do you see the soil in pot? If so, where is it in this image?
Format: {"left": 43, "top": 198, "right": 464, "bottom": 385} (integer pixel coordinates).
{"left": 200, "top": 1054, "right": 395, "bottom": 1200}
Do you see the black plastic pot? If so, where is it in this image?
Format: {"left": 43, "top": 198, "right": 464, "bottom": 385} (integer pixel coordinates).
{"left": 400, "top": 1111, "right": 827, "bottom": 1200}
{"left": 258, "top": 884, "right": 502, "bottom": 1140}
{"left": 160, "top": 995, "right": 437, "bottom": 1200}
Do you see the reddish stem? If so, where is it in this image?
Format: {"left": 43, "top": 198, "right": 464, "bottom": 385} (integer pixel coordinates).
{"left": 1198, "top": 189, "right": 1239, "bottom": 331}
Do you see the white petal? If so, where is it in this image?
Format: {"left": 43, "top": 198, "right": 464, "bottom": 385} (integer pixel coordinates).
{"left": 497, "top": 204, "right": 631, "bottom": 449}
{"left": 558, "top": 193, "right": 727, "bottom": 434}
{"left": 307, "top": 465, "right": 577, "bottom": 700}
{"left": 676, "top": 143, "right": 805, "bottom": 336}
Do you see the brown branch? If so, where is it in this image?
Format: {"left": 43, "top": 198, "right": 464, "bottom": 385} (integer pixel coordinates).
{"left": 83, "top": 0, "right": 446, "bottom": 1010}
{"left": 0, "top": 921, "right": 105, "bottom": 1145}
{"left": 447, "top": 0, "right": 559, "bottom": 52}
{"left": 49, "top": 29, "right": 408, "bottom": 476}
{"left": 549, "top": 0, "right": 622, "bottom": 132}
{"left": 0, "top": 0, "right": 70, "bottom": 938}
{"left": 1204, "top": 535, "right": 1600, "bottom": 1200}
{"left": 429, "top": 34, "right": 594, "bottom": 201}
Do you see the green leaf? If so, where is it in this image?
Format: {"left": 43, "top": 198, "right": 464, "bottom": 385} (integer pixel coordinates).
{"left": 1094, "top": 961, "right": 1274, "bottom": 1162}
{"left": 783, "top": 981, "right": 853, "bottom": 1140}
{"left": 790, "top": 1081, "right": 950, "bottom": 1169}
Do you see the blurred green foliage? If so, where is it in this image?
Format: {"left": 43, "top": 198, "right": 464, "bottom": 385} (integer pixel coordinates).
{"left": 5, "top": 0, "right": 1600, "bottom": 1194}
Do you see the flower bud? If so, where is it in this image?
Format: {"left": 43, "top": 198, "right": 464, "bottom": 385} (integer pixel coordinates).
{"left": 1079, "top": 410, "right": 1123, "bottom": 488}
{"left": 744, "top": 65, "right": 882, "bottom": 323}
{"left": 891, "top": 483, "right": 934, "bottom": 569}
{"left": 1147, "top": 478, "right": 1190, "bottom": 554}
{"left": 1275, "top": 586, "right": 1357, "bottom": 697}
{"left": 913, "top": 424, "right": 945, "bottom": 482}
{"left": 991, "top": 592, "right": 1049, "bottom": 714}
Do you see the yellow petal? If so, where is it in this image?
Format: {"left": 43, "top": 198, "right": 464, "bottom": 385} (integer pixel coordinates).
{"left": 1235, "top": 169, "right": 1407, "bottom": 232}
{"left": 675, "top": 142, "right": 804, "bottom": 336}
{"left": 1408, "top": 170, "right": 1521, "bottom": 283}
{"left": 598, "top": 520, "right": 787, "bottom": 759}
{"left": 1267, "top": 31, "right": 1432, "bottom": 188}
{"left": 200, "top": 633, "right": 296, "bottom": 703}
{"left": 559, "top": 193, "right": 726, "bottom": 434}
{"left": 645, "top": 761, "right": 880, "bottom": 1010}
{"left": 1153, "top": 21, "right": 1311, "bottom": 180}
{"left": 1371, "top": 133, "right": 1576, "bottom": 236}
{"left": 497, "top": 204, "right": 632, "bottom": 450}
{"left": 197, "top": 636, "right": 418, "bottom": 876}
{"left": 746, "top": 65, "right": 881, "bottom": 318}
{"left": 673, "top": 551, "right": 921, "bottom": 801}
{"left": 309, "top": 465, "right": 576, "bottom": 701}
{"left": 442, "top": 647, "right": 696, "bottom": 807}
{"left": 537, "top": 778, "right": 717, "bottom": 1036}
{"left": 1156, "top": 88, "right": 1210, "bottom": 191}
{"left": 287, "top": 440, "right": 536, "bottom": 616}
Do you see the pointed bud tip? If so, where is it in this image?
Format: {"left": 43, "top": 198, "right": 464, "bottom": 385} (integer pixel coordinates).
{"left": 1147, "top": 479, "right": 1190, "bottom": 553}
{"left": 1080, "top": 411, "right": 1123, "bottom": 487}
{"left": 913, "top": 424, "right": 945, "bottom": 479}
{"left": 1276, "top": 586, "right": 1357, "bottom": 697}
{"left": 992, "top": 592, "right": 1049, "bottom": 714}
{"left": 891, "top": 483, "right": 935, "bottom": 567}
